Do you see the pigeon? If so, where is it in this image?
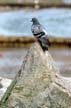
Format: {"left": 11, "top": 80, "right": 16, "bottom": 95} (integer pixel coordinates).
{"left": 31, "top": 17, "right": 49, "bottom": 52}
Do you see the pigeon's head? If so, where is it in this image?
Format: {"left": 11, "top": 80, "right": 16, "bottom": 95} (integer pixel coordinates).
{"left": 31, "top": 17, "right": 40, "bottom": 25}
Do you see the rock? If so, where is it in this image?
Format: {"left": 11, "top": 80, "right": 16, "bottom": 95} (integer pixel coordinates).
{"left": 1, "top": 43, "right": 71, "bottom": 108}
{"left": 0, "top": 77, "right": 12, "bottom": 102}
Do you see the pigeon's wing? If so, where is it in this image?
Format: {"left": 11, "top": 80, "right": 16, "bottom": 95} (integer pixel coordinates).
{"left": 31, "top": 24, "right": 46, "bottom": 35}
{"left": 38, "top": 35, "right": 48, "bottom": 51}
{"left": 38, "top": 24, "right": 48, "bottom": 35}
{"left": 39, "top": 35, "right": 48, "bottom": 44}
{"left": 39, "top": 34, "right": 50, "bottom": 46}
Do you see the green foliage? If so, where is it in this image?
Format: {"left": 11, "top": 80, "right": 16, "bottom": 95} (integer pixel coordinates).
{"left": 0, "top": 0, "right": 63, "bottom": 4}
{"left": 0, "top": 0, "right": 17, "bottom": 3}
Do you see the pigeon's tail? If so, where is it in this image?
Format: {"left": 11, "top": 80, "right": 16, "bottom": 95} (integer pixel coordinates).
{"left": 38, "top": 37, "right": 49, "bottom": 52}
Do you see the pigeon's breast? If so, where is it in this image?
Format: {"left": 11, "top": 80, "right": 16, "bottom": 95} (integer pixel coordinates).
{"left": 32, "top": 25, "right": 41, "bottom": 34}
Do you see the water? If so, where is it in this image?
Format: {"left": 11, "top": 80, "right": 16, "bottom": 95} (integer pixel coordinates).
{"left": 0, "top": 46, "right": 70, "bottom": 79}
{"left": 64, "top": 0, "right": 71, "bottom": 4}
{"left": 0, "top": 8, "right": 71, "bottom": 79}
{"left": 49, "top": 47, "right": 71, "bottom": 77}
{"left": 0, "top": 48, "right": 28, "bottom": 79}
{"left": 0, "top": 8, "right": 71, "bottom": 38}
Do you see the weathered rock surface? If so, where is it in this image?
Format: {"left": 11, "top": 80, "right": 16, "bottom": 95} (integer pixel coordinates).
{"left": 1, "top": 43, "right": 71, "bottom": 108}
{"left": 0, "top": 77, "right": 12, "bottom": 101}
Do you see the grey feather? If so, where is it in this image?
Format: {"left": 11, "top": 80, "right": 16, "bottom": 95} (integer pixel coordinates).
{"left": 31, "top": 17, "right": 49, "bottom": 51}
